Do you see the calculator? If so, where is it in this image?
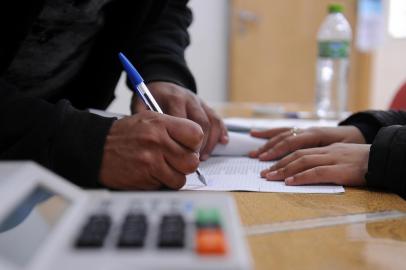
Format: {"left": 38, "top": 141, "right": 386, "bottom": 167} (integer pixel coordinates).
{"left": 0, "top": 162, "right": 252, "bottom": 270}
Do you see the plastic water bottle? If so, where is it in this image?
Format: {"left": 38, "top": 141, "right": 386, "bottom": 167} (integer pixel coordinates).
{"left": 315, "top": 4, "right": 352, "bottom": 119}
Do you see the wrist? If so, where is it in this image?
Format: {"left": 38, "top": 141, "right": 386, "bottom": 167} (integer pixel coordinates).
{"left": 346, "top": 126, "right": 367, "bottom": 144}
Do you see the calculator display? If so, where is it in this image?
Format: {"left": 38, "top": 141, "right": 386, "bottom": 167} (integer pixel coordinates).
{"left": 0, "top": 186, "right": 70, "bottom": 266}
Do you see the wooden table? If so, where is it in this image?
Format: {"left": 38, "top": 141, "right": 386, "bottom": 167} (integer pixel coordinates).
{"left": 213, "top": 102, "right": 406, "bottom": 269}
{"left": 234, "top": 189, "right": 406, "bottom": 270}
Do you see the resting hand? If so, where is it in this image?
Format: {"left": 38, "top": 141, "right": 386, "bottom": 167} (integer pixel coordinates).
{"left": 131, "top": 81, "right": 228, "bottom": 160}
{"left": 99, "top": 111, "right": 204, "bottom": 190}
{"left": 249, "top": 126, "right": 365, "bottom": 161}
{"left": 261, "top": 143, "right": 370, "bottom": 186}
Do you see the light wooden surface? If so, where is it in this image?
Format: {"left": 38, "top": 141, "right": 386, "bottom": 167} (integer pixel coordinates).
{"left": 214, "top": 103, "right": 406, "bottom": 269}
{"left": 229, "top": 0, "right": 372, "bottom": 112}
{"left": 233, "top": 189, "right": 406, "bottom": 270}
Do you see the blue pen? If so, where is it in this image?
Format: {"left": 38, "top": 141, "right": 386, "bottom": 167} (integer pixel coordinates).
{"left": 118, "top": 52, "right": 207, "bottom": 186}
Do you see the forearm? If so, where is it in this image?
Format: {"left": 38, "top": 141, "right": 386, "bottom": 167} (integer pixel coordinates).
{"left": 0, "top": 82, "right": 115, "bottom": 187}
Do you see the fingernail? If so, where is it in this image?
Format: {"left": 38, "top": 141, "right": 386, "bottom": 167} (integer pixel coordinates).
{"left": 223, "top": 135, "right": 229, "bottom": 143}
{"left": 201, "top": 154, "right": 209, "bottom": 161}
{"left": 260, "top": 151, "right": 274, "bottom": 160}
{"left": 259, "top": 152, "right": 270, "bottom": 160}
{"left": 285, "top": 176, "right": 294, "bottom": 184}
{"left": 266, "top": 171, "right": 278, "bottom": 178}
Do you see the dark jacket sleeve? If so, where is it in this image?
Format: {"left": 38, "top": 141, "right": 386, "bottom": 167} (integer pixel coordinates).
{"left": 0, "top": 0, "right": 116, "bottom": 187}
{"left": 124, "top": 0, "right": 196, "bottom": 92}
{"left": 366, "top": 125, "right": 406, "bottom": 199}
{"left": 339, "top": 110, "right": 406, "bottom": 143}
{"left": 339, "top": 110, "right": 406, "bottom": 198}
{"left": 0, "top": 80, "right": 115, "bottom": 188}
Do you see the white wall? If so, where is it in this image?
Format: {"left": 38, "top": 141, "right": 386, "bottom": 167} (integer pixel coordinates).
{"left": 108, "top": 0, "right": 229, "bottom": 114}
{"left": 370, "top": 0, "right": 406, "bottom": 109}
{"left": 185, "top": 0, "right": 229, "bottom": 103}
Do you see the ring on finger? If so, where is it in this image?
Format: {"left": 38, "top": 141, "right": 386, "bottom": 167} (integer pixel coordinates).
{"left": 290, "top": 126, "right": 301, "bottom": 136}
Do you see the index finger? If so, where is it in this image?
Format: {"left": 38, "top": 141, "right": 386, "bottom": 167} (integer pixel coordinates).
{"left": 285, "top": 165, "right": 345, "bottom": 186}
{"left": 185, "top": 101, "right": 212, "bottom": 158}
{"left": 200, "top": 104, "right": 228, "bottom": 158}
{"left": 165, "top": 115, "right": 204, "bottom": 152}
{"left": 260, "top": 147, "right": 327, "bottom": 177}
{"left": 263, "top": 132, "right": 324, "bottom": 160}
{"left": 250, "top": 127, "right": 291, "bottom": 138}
{"left": 203, "top": 102, "right": 229, "bottom": 144}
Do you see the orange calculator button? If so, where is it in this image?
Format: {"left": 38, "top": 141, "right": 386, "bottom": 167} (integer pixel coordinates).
{"left": 196, "top": 229, "right": 227, "bottom": 255}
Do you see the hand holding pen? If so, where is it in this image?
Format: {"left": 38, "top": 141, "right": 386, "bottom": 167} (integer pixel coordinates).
{"left": 118, "top": 52, "right": 208, "bottom": 185}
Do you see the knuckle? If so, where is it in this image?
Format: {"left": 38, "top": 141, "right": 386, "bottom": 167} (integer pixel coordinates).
{"left": 139, "top": 150, "right": 154, "bottom": 164}
{"left": 173, "top": 94, "right": 185, "bottom": 104}
{"left": 297, "top": 156, "right": 309, "bottom": 166}
{"left": 281, "top": 138, "right": 293, "bottom": 152}
{"left": 292, "top": 150, "right": 303, "bottom": 159}
{"left": 166, "top": 89, "right": 183, "bottom": 100}
{"left": 313, "top": 167, "right": 325, "bottom": 178}
{"left": 139, "top": 131, "right": 162, "bottom": 146}
{"left": 141, "top": 110, "right": 158, "bottom": 119}
{"left": 278, "top": 167, "right": 287, "bottom": 178}
{"left": 143, "top": 114, "right": 165, "bottom": 128}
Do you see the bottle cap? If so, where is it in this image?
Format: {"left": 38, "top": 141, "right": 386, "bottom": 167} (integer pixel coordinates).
{"left": 328, "top": 4, "right": 344, "bottom": 13}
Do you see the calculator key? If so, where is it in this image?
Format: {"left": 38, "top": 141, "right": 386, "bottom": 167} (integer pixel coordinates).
{"left": 76, "top": 234, "right": 105, "bottom": 247}
{"left": 158, "top": 233, "right": 185, "bottom": 248}
{"left": 118, "top": 233, "right": 145, "bottom": 247}
{"left": 75, "top": 214, "right": 111, "bottom": 248}
{"left": 158, "top": 215, "right": 185, "bottom": 248}
{"left": 118, "top": 214, "right": 147, "bottom": 248}
{"left": 196, "top": 209, "right": 221, "bottom": 228}
{"left": 196, "top": 229, "right": 227, "bottom": 255}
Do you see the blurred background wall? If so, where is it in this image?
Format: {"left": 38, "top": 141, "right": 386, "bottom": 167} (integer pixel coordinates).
{"left": 371, "top": 0, "right": 406, "bottom": 109}
{"left": 108, "top": 0, "right": 406, "bottom": 114}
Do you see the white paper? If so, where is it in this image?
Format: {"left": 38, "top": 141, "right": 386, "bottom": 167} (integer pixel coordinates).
{"left": 224, "top": 117, "right": 338, "bottom": 132}
{"left": 183, "top": 157, "right": 345, "bottom": 194}
{"left": 212, "top": 131, "right": 266, "bottom": 156}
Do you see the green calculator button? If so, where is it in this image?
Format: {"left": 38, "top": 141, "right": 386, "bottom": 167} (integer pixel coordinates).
{"left": 196, "top": 208, "right": 221, "bottom": 228}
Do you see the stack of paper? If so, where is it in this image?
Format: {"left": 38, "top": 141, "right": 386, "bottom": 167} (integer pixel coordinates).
{"left": 224, "top": 117, "right": 338, "bottom": 132}
{"left": 183, "top": 132, "right": 344, "bottom": 194}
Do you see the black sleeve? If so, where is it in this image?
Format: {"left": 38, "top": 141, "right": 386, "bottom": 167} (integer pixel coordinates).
{"left": 339, "top": 110, "right": 406, "bottom": 143}
{"left": 366, "top": 125, "right": 406, "bottom": 199}
{"left": 125, "top": 0, "right": 196, "bottom": 92}
{"left": 0, "top": 80, "right": 115, "bottom": 188}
